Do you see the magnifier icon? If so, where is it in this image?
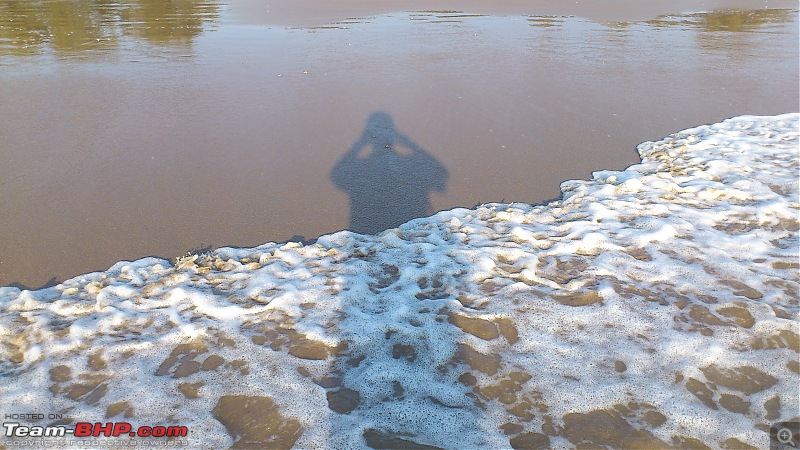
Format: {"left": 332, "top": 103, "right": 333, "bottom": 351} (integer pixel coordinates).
{"left": 778, "top": 428, "right": 797, "bottom": 447}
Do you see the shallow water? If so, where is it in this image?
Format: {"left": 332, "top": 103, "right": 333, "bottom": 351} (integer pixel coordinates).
{"left": 0, "top": 114, "right": 797, "bottom": 449}
{"left": 0, "top": 1, "right": 798, "bottom": 288}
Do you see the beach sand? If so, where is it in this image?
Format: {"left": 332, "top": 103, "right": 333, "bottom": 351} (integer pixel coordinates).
{"left": 0, "top": 0, "right": 798, "bottom": 291}
{"left": 0, "top": 2, "right": 798, "bottom": 447}
{"left": 1, "top": 113, "right": 797, "bottom": 449}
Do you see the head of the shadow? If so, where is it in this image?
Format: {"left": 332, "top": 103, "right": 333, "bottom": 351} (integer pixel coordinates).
{"left": 331, "top": 112, "right": 449, "bottom": 235}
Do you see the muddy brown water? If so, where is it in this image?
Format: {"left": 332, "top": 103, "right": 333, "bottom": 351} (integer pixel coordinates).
{"left": 0, "top": 1, "right": 798, "bottom": 288}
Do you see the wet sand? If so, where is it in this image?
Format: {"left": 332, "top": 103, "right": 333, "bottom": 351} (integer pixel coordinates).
{"left": 1, "top": 113, "right": 798, "bottom": 448}
{"left": 0, "top": 0, "right": 798, "bottom": 288}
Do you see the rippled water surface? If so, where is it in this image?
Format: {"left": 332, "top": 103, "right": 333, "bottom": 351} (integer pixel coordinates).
{"left": 0, "top": 1, "right": 798, "bottom": 287}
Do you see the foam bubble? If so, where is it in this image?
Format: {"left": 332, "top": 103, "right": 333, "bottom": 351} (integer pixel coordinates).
{"left": 1, "top": 114, "right": 797, "bottom": 449}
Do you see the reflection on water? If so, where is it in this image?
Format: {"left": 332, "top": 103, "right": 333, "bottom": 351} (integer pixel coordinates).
{"left": 406, "top": 9, "right": 795, "bottom": 30}
{"left": 0, "top": 0, "right": 219, "bottom": 56}
{"left": 525, "top": 9, "right": 796, "bottom": 32}
{"left": 524, "top": 9, "right": 797, "bottom": 61}
{"left": 0, "top": 5, "right": 793, "bottom": 58}
{"left": 646, "top": 9, "right": 795, "bottom": 31}
{"left": 527, "top": 16, "right": 569, "bottom": 28}
{"left": 645, "top": 10, "right": 797, "bottom": 58}
{"left": 120, "top": 0, "right": 219, "bottom": 44}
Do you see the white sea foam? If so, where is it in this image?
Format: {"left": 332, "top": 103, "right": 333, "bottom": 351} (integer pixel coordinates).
{"left": 0, "top": 114, "right": 798, "bottom": 449}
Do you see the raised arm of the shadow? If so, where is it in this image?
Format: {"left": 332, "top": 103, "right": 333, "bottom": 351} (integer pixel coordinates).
{"left": 330, "top": 111, "right": 449, "bottom": 235}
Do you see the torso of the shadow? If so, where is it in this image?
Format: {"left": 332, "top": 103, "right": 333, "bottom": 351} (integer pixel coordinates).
{"left": 331, "top": 112, "right": 448, "bottom": 235}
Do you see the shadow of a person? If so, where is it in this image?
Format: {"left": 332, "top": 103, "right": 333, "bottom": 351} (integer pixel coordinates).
{"left": 331, "top": 112, "right": 448, "bottom": 235}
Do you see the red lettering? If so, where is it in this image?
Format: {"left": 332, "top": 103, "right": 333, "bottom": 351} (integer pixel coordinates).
{"left": 76, "top": 422, "right": 189, "bottom": 439}
{"left": 166, "top": 426, "right": 189, "bottom": 437}
{"left": 74, "top": 423, "right": 92, "bottom": 437}
{"left": 93, "top": 422, "right": 113, "bottom": 437}
{"left": 112, "top": 422, "right": 132, "bottom": 437}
